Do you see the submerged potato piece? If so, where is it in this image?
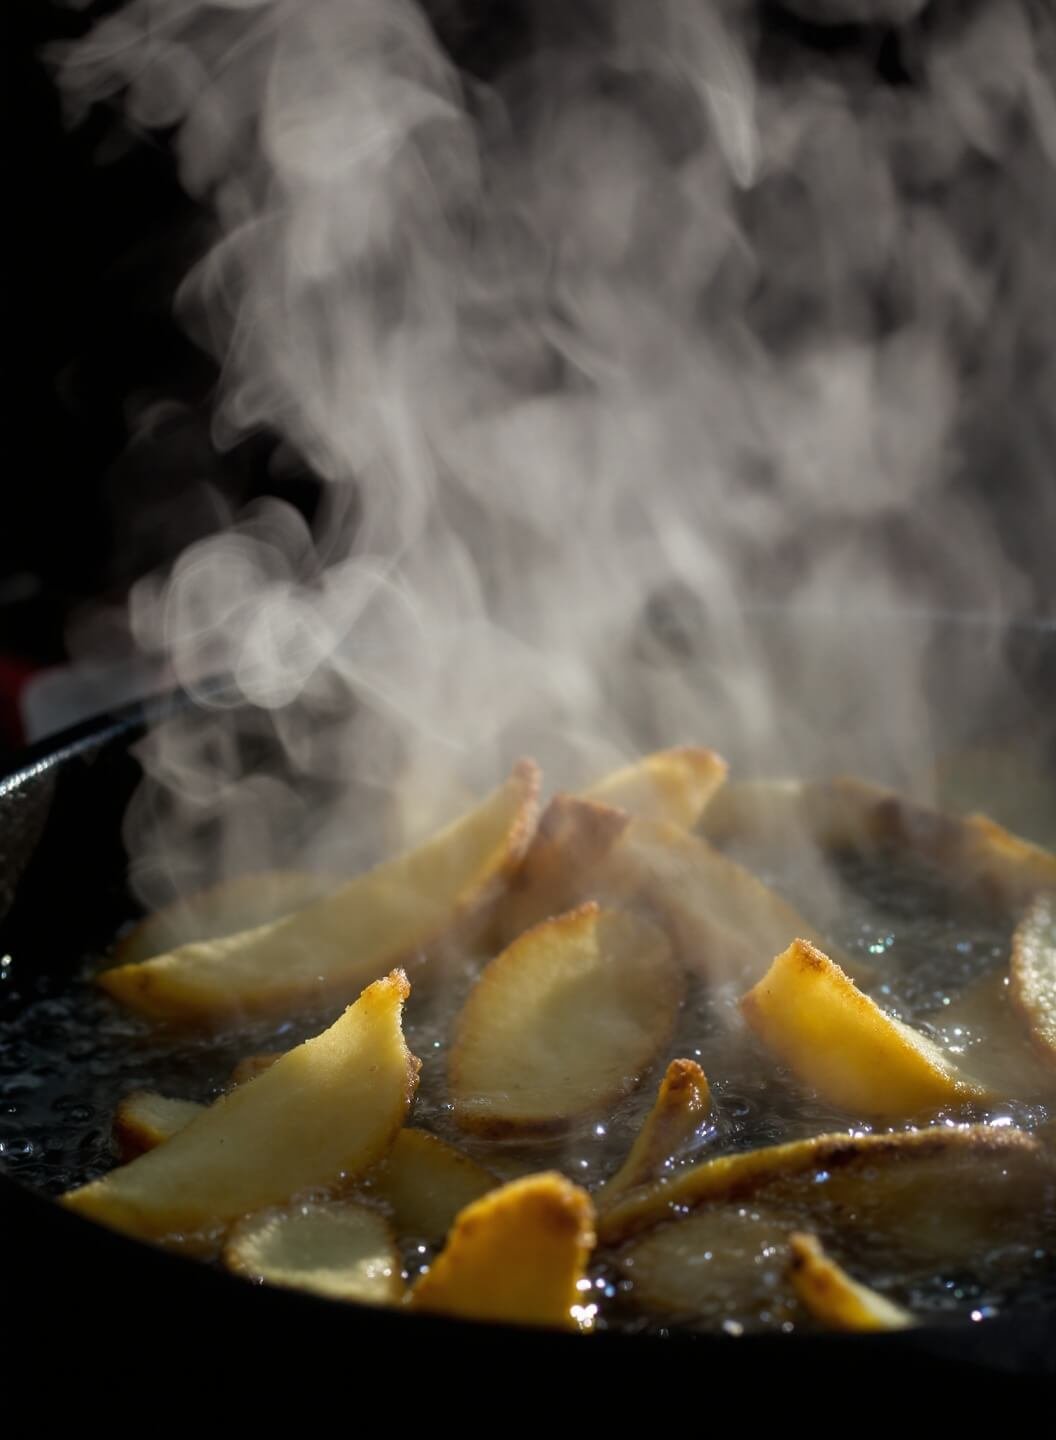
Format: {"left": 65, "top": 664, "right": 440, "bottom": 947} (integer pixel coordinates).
{"left": 112, "top": 1092, "right": 205, "bottom": 1161}
{"left": 451, "top": 904, "right": 682, "bottom": 1135}
{"left": 495, "top": 795, "right": 629, "bottom": 946}
{"left": 100, "top": 761, "right": 539, "bottom": 1023}
{"left": 616, "top": 1205, "right": 798, "bottom": 1323}
{"left": 224, "top": 1201, "right": 403, "bottom": 1305}
{"left": 608, "top": 818, "right": 845, "bottom": 985}
{"left": 372, "top": 1129, "right": 497, "bottom": 1240}
{"left": 741, "top": 940, "right": 984, "bottom": 1116}
{"left": 787, "top": 1233, "right": 913, "bottom": 1332}
{"left": 112, "top": 871, "right": 334, "bottom": 968}
{"left": 63, "top": 971, "right": 419, "bottom": 1242}
{"left": 598, "top": 1059, "right": 710, "bottom": 1204}
{"left": 583, "top": 747, "right": 728, "bottom": 829}
{"left": 1011, "top": 894, "right": 1056, "bottom": 1070}
{"left": 410, "top": 1172, "right": 596, "bottom": 1330}
{"left": 702, "top": 777, "right": 1056, "bottom": 909}
{"left": 932, "top": 971, "right": 1054, "bottom": 1098}
{"left": 599, "top": 1124, "right": 1045, "bottom": 1244}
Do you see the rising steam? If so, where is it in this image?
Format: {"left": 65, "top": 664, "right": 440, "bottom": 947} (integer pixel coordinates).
{"left": 54, "top": 0, "right": 1056, "bottom": 905}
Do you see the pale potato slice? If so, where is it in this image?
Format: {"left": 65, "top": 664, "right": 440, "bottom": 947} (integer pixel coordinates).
{"left": 605, "top": 818, "right": 846, "bottom": 985}
{"left": 495, "top": 795, "right": 629, "bottom": 946}
{"left": 787, "top": 1232, "right": 913, "bottom": 1332}
{"left": 224, "top": 1201, "right": 403, "bottom": 1305}
{"left": 1011, "top": 894, "right": 1056, "bottom": 1070}
{"left": 597, "top": 1059, "right": 710, "bottom": 1205}
{"left": 599, "top": 1124, "right": 1045, "bottom": 1244}
{"left": 104, "top": 1092, "right": 494, "bottom": 1242}
{"left": 100, "top": 761, "right": 539, "bottom": 1023}
{"left": 409, "top": 1172, "right": 597, "bottom": 1330}
{"left": 702, "top": 777, "right": 1056, "bottom": 909}
{"left": 450, "top": 904, "right": 683, "bottom": 1135}
{"left": 698, "top": 779, "right": 808, "bottom": 849}
{"left": 741, "top": 939, "right": 984, "bottom": 1116}
{"left": 616, "top": 1205, "right": 798, "bottom": 1323}
{"left": 582, "top": 747, "right": 727, "bottom": 829}
{"left": 63, "top": 971, "right": 419, "bottom": 1243}
{"left": 112, "top": 870, "right": 334, "bottom": 967}
{"left": 113, "top": 1092, "right": 205, "bottom": 1161}
{"left": 230, "top": 1052, "right": 284, "bottom": 1087}
{"left": 370, "top": 1129, "right": 497, "bottom": 1240}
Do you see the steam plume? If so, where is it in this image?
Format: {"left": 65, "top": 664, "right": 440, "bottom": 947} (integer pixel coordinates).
{"left": 55, "top": 0, "right": 1056, "bottom": 904}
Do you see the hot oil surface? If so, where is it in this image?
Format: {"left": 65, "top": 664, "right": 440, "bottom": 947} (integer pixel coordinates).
{"left": 1, "top": 850, "right": 1055, "bottom": 1334}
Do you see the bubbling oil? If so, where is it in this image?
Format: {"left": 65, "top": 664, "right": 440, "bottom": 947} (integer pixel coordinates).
{"left": 1, "top": 848, "right": 1055, "bottom": 1334}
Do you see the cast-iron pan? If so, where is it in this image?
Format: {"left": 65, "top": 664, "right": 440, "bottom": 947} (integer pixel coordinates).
{"left": 3, "top": 615, "right": 1056, "bottom": 1397}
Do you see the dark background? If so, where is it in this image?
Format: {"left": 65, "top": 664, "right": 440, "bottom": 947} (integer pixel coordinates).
{"left": 2, "top": 0, "right": 1051, "bottom": 760}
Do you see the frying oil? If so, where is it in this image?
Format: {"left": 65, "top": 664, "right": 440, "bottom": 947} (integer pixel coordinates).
{"left": 1, "top": 848, "right": 1054, "bottom": 1334}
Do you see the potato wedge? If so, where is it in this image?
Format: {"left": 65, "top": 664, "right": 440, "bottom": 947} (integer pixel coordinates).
{"left": 605, "top": 818, "right": 845, "bottom": 985}
{"left": 598, "top": 1059, "right": 710, "bottom": 1205}
{"left": 450, "top": 904, "right": 683, "bottom": 1135}
{"left": 112, "top": 870, "right": 334, "bottom": 967}
{"left": 409, "top": 1172, "right": 596, "bottom": 1330}
{"left": 599, "top": 1124, "right": 1045, "bottom": 1244}
{"left": 787, "top": 1232, "right": 913, "bottom": 1332}
{"left": 224, "top": 1201, "right": 403, "bottom": 1305}
{"left": 702, "top": 777, "right": 1056, "bottom": 909}
{"left": 63, "top": 971, "right": 419, "bottom": 1243}
{"left": 112, "top": 1092, "right": 206, "bottom": 1161}
{"left": 741, "top": 940, "right": 984, "bottom": 1116}
{"left": 370, "top": 1129, "right": 497, "bottom": 1241}
{"left": 495, "top": 795, "right": 629, "bottom": 946}
{"left": 100, "top": 761, "right": 539, "bottom": 1024}
{"left": 104, "top": 1092, "right": 494, "bottom": 1242}
{"left": 616, "top": 1205, "right": 798, "bottom": 1323}
{"left": 583, "top": 747, "right": 727, "bottom": 829}
{"left": 1011, "top": 894, "right": 1056, "bottom": 1070}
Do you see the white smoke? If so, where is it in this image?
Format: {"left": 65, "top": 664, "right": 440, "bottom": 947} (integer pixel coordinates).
{"left": 54, "top": 0, "right": 1056, "bottom": 903}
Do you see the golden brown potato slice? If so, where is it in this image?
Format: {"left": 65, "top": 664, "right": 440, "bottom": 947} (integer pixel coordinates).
{"left": 1011, "top": 894, "right": 1056, "bottom": 1070}
{"left": 616, "top": 1205, "right": 798, "bottom": 1323}
{"left": 582, "top": 747, "right": 727, "bottom": 829}
{"left": 224, "top": 1201, "right": 403, "bottom": 1305}
{"left": 597, "top": 1059, "right": 710, "bottom": 1205}
{"left": 702, "top": 778, "right": 1056, "bottom": 909}
{"left": 599, "top": 1124, "right": 1045, "bottom": 1244}
{"left": 495, "top": 795, "right": 629, "bottom": 946}
{"left": 100, "top": 761, "right": 539, "bottom": 1024}
{"left": 604, "top": 818, "right": 846, "bottom": 985}
{"left": 787, "top": 1233, "right": 913, "bottom": 1332}
{"left": 112, "top": 1092, "right": 205, "bottom": 1161}
{"left": 741, "top": 939, "right": 984, "bottom": 1116}
{"left": 450, "top": 904, "right": 682, "bottom": 1135}
{"left": 370, "top": 1129, "right": 497, "bottom": 1240}
{"left": 409, "top": 1172, "right": 597, "bottom": 1330}
{"left": 112, "top": 871, "right": 334, "bottom": 967}
{"left": 63, "top": 971, "right": 419, "bottom": 1244}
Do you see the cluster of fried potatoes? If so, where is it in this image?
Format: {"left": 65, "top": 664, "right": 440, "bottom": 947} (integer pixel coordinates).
{"left": 62, "top": 748, "right": 1056, "bottom": 1333}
